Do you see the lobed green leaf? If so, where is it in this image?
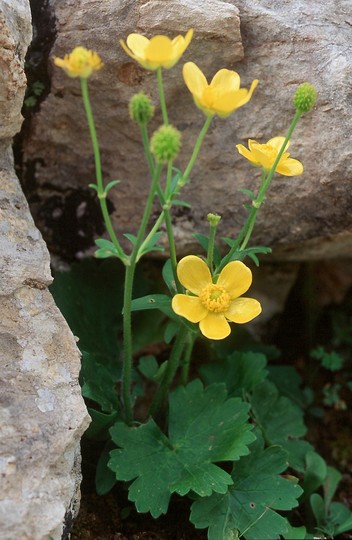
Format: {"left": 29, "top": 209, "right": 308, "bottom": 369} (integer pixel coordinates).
{"left": 109, "top": 380, "right": 254, "bottom": 518}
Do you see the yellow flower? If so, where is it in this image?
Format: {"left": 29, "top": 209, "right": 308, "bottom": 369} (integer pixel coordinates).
{"left": 183, "top": 62, "right": 258, "bottom": 118}
{"left": 119, "top": 30, "right": 193, "bottom": 70}
{"left": 236, "top": 137, "right": 303, "bottom": 176}
{"left": 53, "top": 46, "right": 103, "bottom": 78}
{"left": 172, "top": 256, "right": 261, "bottom": 340}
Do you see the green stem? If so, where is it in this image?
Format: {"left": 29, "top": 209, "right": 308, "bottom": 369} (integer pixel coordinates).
{"left": 165, "top": 160, "right": 173, "bottom": 199}
{"left": 181, "top": 333, "right": 196, "bottom": 386}
{"left": 257, "top": 110, "right": 302, "bottom": 205}
{"left": 162, "top": 160, "right": 181, "bottom": 291}
{"left": 137, "top": 211, "right": 164, "bottom": 261}
{"left": 122, "top": 162, "right": 163, "bottom": 423}
{"left": 80, "top": 77, "right": 126, "bottom": 261}
{"left": 238, "top": 169, "right": 266, "bottom": 251}
{"left": 157, "top": 68, "right": 169, "bottom": 126}
{"left": 207, "top": 220, "right": 218, "bottom": 271}
{"left": 149, "top": 326, "right": 188, "bottom": 417}
{"left": 218, "top": 110, "right": 302, "bottom": 270}
{"left": 163, "top": 209, "right": 181, "bottom": 291}
{"left": 181, "top": 115, "right": 213, "bottom": 185}
{"left": 121, "top": 262, "right": 135, "bottom": 424}
{"left": 140, "top": 122, "right": 155, "bottom": 176}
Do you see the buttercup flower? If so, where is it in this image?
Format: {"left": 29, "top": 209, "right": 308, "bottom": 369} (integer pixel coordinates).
{"left": 172, "top": 256, "right": 261, "bottom": 340}
{"left": 236, "top": 137, "right": 303, "bottom": 176}
{"left": 120, "top": 30, "right": 193, "bottom": 70}
{"left": 183, "top": 62, "right": 258, "bottom": 118}
{"left": 53, "top": 46, "right": 103, "bottom": 78}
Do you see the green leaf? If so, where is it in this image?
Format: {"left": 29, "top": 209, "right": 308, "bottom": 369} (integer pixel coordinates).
{"left": 123, "top": 233, "right": 138, "bottom": 246}
{"left": 238, "top": 188, "right": 256, "bottom": 200}
{"left": 131, "top": 293, "right": 172, "bottom": 314}
{"left": 334, "top": 506, "right": 352, "bottom": 535}
{"left": 190, "top": 437, "right": 303, "bottom": 540}
{"left": 171, "top": 199, "right": 192, "bottom": 208}
{"left": 251, "top": 381, "right": 310, "bottom": 470}
{"left": 323, "top": 466, "right": 342, "bottom": 510}
{"left": 301, "top": 451, "right": 327, "bottom": 499}
{"left": 94, "top": 238, "right": 121, "bottom": 259}
{"left": 109, "top": 380, "right": 254, "bottom": 518}
{"left": 220, "top": 243, "right": 271, "bottom": 267}
{"left": 80, "top": 351, "right": 121, "bottom": 414}
{"left": 85, "top": 408, "right": 119, "bottom": 440}
{"left": 283, "top": 523, "right": 307, "bottom": 539}
{"left": 137, "top": 355, "right": 159, "bottom": 380}
{"left": 200, "top": 351, "right": 268, "bottom": 397}
{"left": 138, "top": 232, "right": 164, "bottom": 257}
{"left": 310, "top": 346, "right": 344, "bottom": 371}
{"left": 162, "top": 258, "right": 176, "bottom": 294}
{"left": 268, "top": 365, "right": 313, "bottom": 408}
{"left": 105, "top": 179, "right": 120, "bottom": 193}
{"left": 164, "top": 321, "right": 179, "bottom": 344}
{"left": 95, "top": 441, "right": 117, "bottom": 495}
{"left": 310, "top": 493, "right": 325, "bottom": 525}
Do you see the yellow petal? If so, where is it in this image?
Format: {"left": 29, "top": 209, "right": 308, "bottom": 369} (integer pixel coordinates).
{"left": 53, "top": 57, "right": 65, "bottom": 69}
{"left": 177, "top": 255, "right": 212, "bottom": 295}
{"left": 214, "top": 79, "right": 258, "bottom": 117}
{"left": 217, "top": 261, "right": 252, "bottom": 299}
{"left": 212, "top": 90, "right": 246, "bottom": 116}
{"left": 172, "top": 294, "right": 207, "bottom": 323}
{"left": 210, "top": 69, "right": 240, "bottom": 92}
{"left": 172, "top": 29, "right": 193, "bottom": 58}
{"left": 146, "top": 35, "right": 173, "bottom": 64}
{"left": 236, "top": 144, "right": 258, "bottom": 165}
{"left": 267, "top": 136, "right": 290, "bottom": 153}
{"left": 276, "top": 158, "right": 304, "bottom": 176}
{"left": 120, "top": 39, "right": 139, "bottom": 63}
{"left": 199, "top": 313, "right": 231, "bottom": 340}
{"left": 240, "top": 79, "right": 259, "bottom": 105}
{"left": 126, "top": 34, "right": 149, "bottom": 57}
{"left": 249, "top": 142, "right": 273, "bottom": 170}
{"left": 183, "top": 62, "right": 208, "bottom": 97}
{"left": 225, "top": 297, "right": 262, "bottom": 323}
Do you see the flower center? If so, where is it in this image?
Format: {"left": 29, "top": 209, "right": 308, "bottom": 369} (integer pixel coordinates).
{"left": 262, "top": 143, "right": 279, "bottom": 162}
{"left": 199, "top": 284, "right": 231, "bottom": 313}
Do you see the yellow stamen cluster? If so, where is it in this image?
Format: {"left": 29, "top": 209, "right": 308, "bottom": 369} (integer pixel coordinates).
{"left": 200, "top": 284, "right": 231, "bottom": 313}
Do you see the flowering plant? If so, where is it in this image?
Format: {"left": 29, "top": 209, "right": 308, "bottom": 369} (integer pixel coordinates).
{"left": 51, "top": 37, "right": 352, "bottom": 540}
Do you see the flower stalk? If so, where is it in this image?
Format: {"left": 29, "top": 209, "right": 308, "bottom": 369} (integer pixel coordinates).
{"left": 80, "top": 78, "right": 127, "bottom": 263}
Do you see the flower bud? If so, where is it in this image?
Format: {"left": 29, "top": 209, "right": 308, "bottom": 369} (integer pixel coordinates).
{"left": 150, "top": 125, "right": 181, "bottom": 162}
{"left": 293, "top": 83, "right": 317, "bottom": 113}
{"left": 207, "top": 213, "right": 221, "bottom": 226}
{"left": 129, "top": 92, "right": 154, "bottom": 126}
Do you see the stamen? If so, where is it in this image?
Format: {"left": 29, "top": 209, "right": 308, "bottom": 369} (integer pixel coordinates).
{"left": 199, "top": 284, "right": 231, "bottom": 313}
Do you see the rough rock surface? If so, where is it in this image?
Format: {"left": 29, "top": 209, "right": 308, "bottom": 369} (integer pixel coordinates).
{"left": 0, "top": 1, "right": 90, "bottom": 539}
{"left": 21, "top": 0, "right": 352, "bottom": 262}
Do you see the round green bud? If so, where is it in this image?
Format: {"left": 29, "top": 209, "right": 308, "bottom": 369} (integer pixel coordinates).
{"left": 129, "top": 92, "right": 154, "bottom": 125}
{"left": 293, "top": 83, "right": 317, "bottom": 113}
{"left": 150, "top": 125, "right": 181, "bottom": 163}
{"left": 207, "top": 213, "right": 221, "bottom": 226}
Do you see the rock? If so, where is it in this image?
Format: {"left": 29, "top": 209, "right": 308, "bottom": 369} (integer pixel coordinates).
{"left": 0, "top": 0, "right": 30, "bottom": 139}
{"left": 20, "top": 0, "right": 352, "bottom": 262}
{"left": 0, "top": 1, "right": 90, "bottom": 539}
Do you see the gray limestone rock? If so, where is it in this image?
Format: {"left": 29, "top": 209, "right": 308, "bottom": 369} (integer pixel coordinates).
{"left": 0, "top": 1, "right": 90, "bottom": 539}
{"left": 21, "top": 0, "right": 352, "bottom": 261}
